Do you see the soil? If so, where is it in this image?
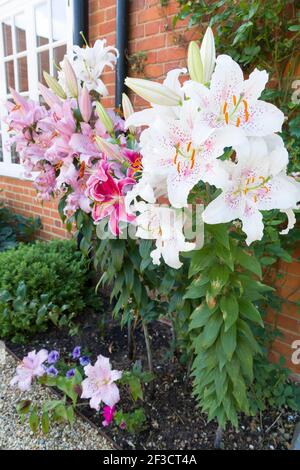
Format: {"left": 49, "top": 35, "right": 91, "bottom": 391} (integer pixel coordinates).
{"left": 7, "top": 302, "right": 299, "bottom": 451}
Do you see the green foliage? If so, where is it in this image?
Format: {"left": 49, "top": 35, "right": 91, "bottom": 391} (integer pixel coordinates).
{"left": 17, "top": 369, "right": 82, "bottom": 434}
{"left": 0, "top": 203, "right": 41, "bottom": 251}
{"left": 187, "top": 226, "right": 273, "bottom": 429}
{"left": 175, "top": 0, "right": 300, "bottom": 172}
{"left": 250, "top": 355, "right": 300, "bottom": 414}
{"left": 0, "top": 281, "right": 74, "bottom": 342}
{"left": 115, "top": 408, "right": 147, "bottom": 434}
{"left": 0, "top": 239, "right": 88, "bottom": 313}
{"left": 0, "top": 239, "right": 90, "bottom": 341}
{"left": 121, "top": 361, "right": 154, "bottom": 401}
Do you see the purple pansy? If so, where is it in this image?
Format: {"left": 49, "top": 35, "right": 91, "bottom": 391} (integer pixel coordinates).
{"left": 66, "top": 368, "right": 75, "bottom": 379}
{"left": 79, "top": 356, "right": 90, "bottom": 367}
{"left": 46, "top": 366, "right": 58, "bottom": 377}
{"left": 72, "top": 346, "right": 81, "bottom": 360}
{"left": 47, "top": 350, "right": 60, "bottom": 364}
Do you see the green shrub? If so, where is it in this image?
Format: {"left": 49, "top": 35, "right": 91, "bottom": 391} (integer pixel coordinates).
{"left": 0, "top": 239, "right": 89, "bottom": 331}
{"left": 0, "top": 203, "right": 41, "bottom": 251}
{"left": 0, "top": 281, "right": 76, "bottom": 343}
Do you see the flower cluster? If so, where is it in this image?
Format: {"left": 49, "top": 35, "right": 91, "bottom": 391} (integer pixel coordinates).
{"left": 124, "top": 28, "right": 300, "bottom": 267}
{"left": 11, "top": 348, "right": 122, "bottom": 428}
{"left": 5, "top": 40, "right": 138, "bottom": 237}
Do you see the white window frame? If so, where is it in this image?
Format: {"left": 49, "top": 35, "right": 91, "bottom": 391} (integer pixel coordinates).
{"left": 0, "top": 0, "right": 73, "bottom": 179}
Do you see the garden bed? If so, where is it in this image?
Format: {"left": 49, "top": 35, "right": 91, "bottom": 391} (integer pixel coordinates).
{"left": 6, "top": 304, "right": 299, "bottom": 451}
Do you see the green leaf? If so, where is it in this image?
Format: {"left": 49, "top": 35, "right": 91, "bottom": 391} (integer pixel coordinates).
{"left": 236, "top": 249, "right": 262, "bottom": 278}
{"left": 239, "top": 298, "right": 264, "bottom": 327}
{"left": 189, "top": 303, "right": 214, "bottom": 330}
{"left": 208, "top": 265, "right": 230, "bottom": 295}
{"left": 29, "top": 407, "right": 39, "bottom": 433}
{"left": 188, "top": 246, "right": 215, "bottom": 277}
{"left": 288, "top": 25, "right": 300, "bottom": 31}
{"left": 220, "top": 293, "right": 239, "bottom": 331}
{"left": 206, "top": 224, "right": 230, "bottom": 250}
{"left": 41, "top": 411, "right": 49, "bottom": 434}
{"left": 66, "top": 406, "right": 75, "bottom": 426}
{"left": 221, "top": 324, "right": 237, "bottom": 360}
{"left": 200, "top": 312, "right": 223, "bottom": 349}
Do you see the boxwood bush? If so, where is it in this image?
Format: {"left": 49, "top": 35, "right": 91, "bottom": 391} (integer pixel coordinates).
{"left": 0, "top": 239, "right": 90, "bottom": 341}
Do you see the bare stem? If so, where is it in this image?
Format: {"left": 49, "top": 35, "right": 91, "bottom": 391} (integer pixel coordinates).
{"left": 143, "top": 321, "right": 153, "bottom": 375}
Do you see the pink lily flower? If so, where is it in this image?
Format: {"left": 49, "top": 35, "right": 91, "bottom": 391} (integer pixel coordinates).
{"left": 81, "top": 355, "right": 122, "bottom": 411}
{"left": 86, "top": 162, "right": 136, "bottom": 236}
{"left": 10, "top": 349, "right": 48, "bottom": 392}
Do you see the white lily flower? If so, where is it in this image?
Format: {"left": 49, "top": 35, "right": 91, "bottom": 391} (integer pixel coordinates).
{"left": 188, "top": 41, "right": 204, "bottom": 83}
{"left": 125, "top": 75, "right": 183, "bottom": 107}
{"left": 136, "top": 99, "right": 245, "bottom": 208}
{"left": 135, "top": 202, "right": 195, "bottom": 269}
{"left": 183, "top": 55, "right": 284, "bottom": 147}
{"left": 280, "top": 209, "right": 297, "bottom": 235}
{"left": 125, "top": 69, "right": 187, "bottom": 129}
{"left": 202, "top": 135, "right": 300, "bottom": 245}
{"left": 200, "top": 27, "right": 216, "bottom": 84}
{"left": 72, "top": 39, "right": 118, "bottom": 96}
{"left": 122, "top": 93, "right": 135, "bottom": 134}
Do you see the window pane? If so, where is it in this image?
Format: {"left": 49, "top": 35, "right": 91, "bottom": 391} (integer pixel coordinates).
{"left": 11, "top": 143, "right": 20, "bottom": 164}
{"left": 2, "top": 19, "right": 13, "bottom": 56}
{"left": 38, "top": 50, "right": 50, "bottom": 85}
{"left": 0, "top": 135, "right": 3, "bottom": 163}
{"left": 35, "top": 2, "right": 49, "bottom": 46}
{"left": 53, "top": 44, "right": 66, "bottom": 78}
{"left": 52, "top": 0, "right": 67, "bottom": 42}
{"left": 18, "top": 57, "right": 28, "bottom": 92}
{"left": 5, "top": 61, "right": 15, "bottom": 93}
{"left": 15, "top": 13, "right": 27, "bottom": 52}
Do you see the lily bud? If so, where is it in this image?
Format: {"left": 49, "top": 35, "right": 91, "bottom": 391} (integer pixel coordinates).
{"left": 200, "top": 27, "right": 216, "bottom": 84}
{"left": 63, "top": 57, "right": 78, "bottom": 98}
{"left": 95, "top": 136, "right": 122, "bottom": 162}
{"left": 188, "top": 41, "right": 204, "bottom": 84}
{"left": 122, "top": 93, "right": 135, "bottom": 134}
{"left": 95, "top": 102, "right": 114, "bottom": 134}
{"left": 43, "top": 72, "right": 66, "bottom": 99}
{"left": 79, "top": 86, "right": 92, "bottom": 122}
{"left": 125, "top": 77, "right": 181, "bottom": 106}
{"left": 38, "top": 83, "right": 61, "bottom": 107}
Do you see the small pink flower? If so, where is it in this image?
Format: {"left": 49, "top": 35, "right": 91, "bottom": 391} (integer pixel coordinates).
{"left": 81, "top": 355, "right": 122, "bottom": 411}
{"left": 102, "top": 405, "right": 116, "bottom": 427}
{"left": 10, "top": 349, "right": 48, "bottom": 392}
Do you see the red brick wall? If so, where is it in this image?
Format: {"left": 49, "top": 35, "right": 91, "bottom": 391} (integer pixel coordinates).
{"left": 266, "top": 249, "right": 300, "bottom": 377}
{"left": 0, "top": 177, "right": 70, "bottom": 241}
{"left": 90, "top": 0, "right": 197, "bottom": 109}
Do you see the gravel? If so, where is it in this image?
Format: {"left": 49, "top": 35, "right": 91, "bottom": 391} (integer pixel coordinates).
{"left": 0, "top": 352, "right": 113, "bottom": 450}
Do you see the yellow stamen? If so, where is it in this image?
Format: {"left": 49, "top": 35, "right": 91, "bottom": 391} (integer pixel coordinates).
{"left": 243, "top": 99, "right": 249, "bottom": 122}
{"left": 225, "top": 112, "right": 229, "bottom": 124}
{"left": 177, "top": 162, "right": 181, "bottom": 173}
{"left": 223, "top": 102, "right": 228, "bottom": 114}
{"left": 236, "top": 117, "right": 241, "bottom": 127}
{"left": 233, "top": 95, "right": 237, "bottom": 106}
{"left": 187, "top": 141, "right": 192, "bottom": 152}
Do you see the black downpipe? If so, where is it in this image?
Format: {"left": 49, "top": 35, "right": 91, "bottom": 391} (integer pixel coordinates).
{"left": 71, "top": 0, "right": 88, "bottom": 250}
{"left": 115, "top": 0, "right": 128, "bottom": 108}
{"left": 72, "top": 0, "right": 89, "bottom": 47}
